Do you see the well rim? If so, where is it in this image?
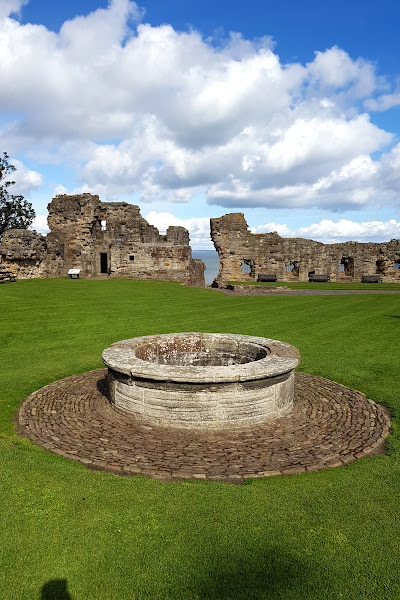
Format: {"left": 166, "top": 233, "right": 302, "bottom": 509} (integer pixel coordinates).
{"left": 102, "top": 332, "right": 299, "bottom": 383}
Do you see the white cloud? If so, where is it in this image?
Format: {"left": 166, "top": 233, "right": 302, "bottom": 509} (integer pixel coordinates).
{"left": 145, "top": 210, "right": 211, "bottom": 247}
{"left": 29, "top": 214, "right": 50, "bottom": 235}
{"left": 4, "top": 158, "right": 42, "bottom": 196}
{"left": 145, "top": 210, "right": 184, "bottom": 232}
{"left": 365, "top": 93, "right": 400, "bottom": 112}
{"left": 54, "top": 184, "right": 67, "bottom": 195}
{"left": 251, "top": 222, "right": 292, "bottom": 236}
{"left": 253, "top": 218, "right": 400, "bottom": 244}
{"left": 307, "top": 46, "right": 376, "bottom": 97}
{"left": 0, "top": 0, "right": 28, "bottom": 20}
{"left": 0, "top": 2, "right": 399, "bottom": 213}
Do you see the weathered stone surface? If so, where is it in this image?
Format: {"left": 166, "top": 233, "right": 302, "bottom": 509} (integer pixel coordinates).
{"left": 103, "top": 333, "right": 299, "bottom": 429}
{"left": 210, "top": 213, "right": 400, "bottom": 283}
{"left": 0, "top": 193, "right": 205, "bottom": 285}
{"left": 0, "top": 229, "right": 47, "bottom": 278}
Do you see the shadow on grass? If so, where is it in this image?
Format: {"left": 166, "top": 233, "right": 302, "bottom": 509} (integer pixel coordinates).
{"left": 168, "top": 545, "right": 322, "bottom": 600}
{"left": 41, "top": 579, "right": 72, "bottom": 600}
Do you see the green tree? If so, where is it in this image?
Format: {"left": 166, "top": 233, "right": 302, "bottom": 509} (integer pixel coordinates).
{"left": 0, "top": 152, "right": 35, "bottom": 238}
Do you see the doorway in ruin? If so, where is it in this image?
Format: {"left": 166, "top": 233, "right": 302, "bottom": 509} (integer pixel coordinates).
{"left": 100, "top": 253, "right": 108, "bottom": 274}
{"left": 340, "top": 257, "right": 354, "bottom": 276}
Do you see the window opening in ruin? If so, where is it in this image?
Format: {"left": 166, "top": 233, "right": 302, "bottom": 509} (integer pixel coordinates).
{"left": 376, "top": 259, "right": 385, "bottom": 274}
{"left": 285, "top": 262, "right": 299, "bottom": 276}
{"left": 101, "top": 220, "right": 107, "bottom": 231}
{"left": 340, "top": 257, "right": 354, "bottom": 276}
{"left": 129, "top": 255, "right": 135, "bottom": 261}
{"left": 100, "top": 253, "right": 108, "bottom": 274}
{"left": 394, "top": 261, "right": 400, "bottom": 269}
{"left": 240, "top": 260, "right": 256, "bottom": 277}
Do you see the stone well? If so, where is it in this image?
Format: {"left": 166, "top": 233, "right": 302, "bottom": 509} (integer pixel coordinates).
{"left": 102, "top": 333, "right": 299, "bottom": 430}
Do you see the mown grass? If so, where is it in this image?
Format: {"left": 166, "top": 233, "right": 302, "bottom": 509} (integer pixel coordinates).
{"left": 1, "top": 278, "right": 400, "bottom": 600}
{"left": 230, "top": 280, "right": 400, "bottom": 290}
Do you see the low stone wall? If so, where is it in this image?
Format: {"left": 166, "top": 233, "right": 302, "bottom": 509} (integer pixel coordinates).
{"left": 102, "top": 333, "right": 299, "bottom": 430}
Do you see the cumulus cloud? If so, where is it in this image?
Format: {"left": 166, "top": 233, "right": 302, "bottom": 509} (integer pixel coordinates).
{"left": 30, "top": 214, "right": 50, "bottom": 235}
{"left": 365, "top": 93, "right": 400, "bottom": 112}
{"left": 252, "top": 218, "right": 400, "bottom": 244}
{"left": 307, "top": 46, "right": 377, "bottom": 98}
{"left": 0, "top": 1, "right": 399, "bottom": 212}
{"left": 54, "top": 184, "right": 67, "bottom": 195}
{"left": 145, "top": 210, "right": 211, "bottom": 247}
{"left": 3, "top": 158, "right": 42, "bottom": 196}
{"left": 0, "top": 0, "right": 28, "bottom": 20}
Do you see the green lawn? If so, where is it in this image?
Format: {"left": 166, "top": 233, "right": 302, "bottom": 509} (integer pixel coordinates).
{"left": 1, "top": 278, "right": 400, "bottom": 600}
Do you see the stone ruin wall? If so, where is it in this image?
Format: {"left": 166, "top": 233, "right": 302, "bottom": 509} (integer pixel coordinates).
{"left": 0, "top": 193, "right": 205, "bottom": 286}
{"left": 211, "top": 213, "right": 400, "bottom": 283}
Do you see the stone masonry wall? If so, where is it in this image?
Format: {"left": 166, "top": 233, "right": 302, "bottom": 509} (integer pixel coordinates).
{"left": 0, "top": 193, "right": 205, "bottom": 286}
{"left": 0, "top": 229, "right": 47, "bottom": 278}
{"left": 210, "top": 213, "right": 400, "bottom": 283}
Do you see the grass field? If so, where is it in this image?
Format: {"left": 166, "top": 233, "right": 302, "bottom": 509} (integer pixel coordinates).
{"left": 1, "top": 278, "right": 400, "bottom": 600}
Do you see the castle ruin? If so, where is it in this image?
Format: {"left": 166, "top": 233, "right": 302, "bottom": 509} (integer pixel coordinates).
{"left": 210, "top": 213, "right": 400, "bottom": 283}
{"left": 0, "top": 193, "right": 205, "bottom": 286}
{"left": 2, "top": 197, "right": 400, "bottom": 286}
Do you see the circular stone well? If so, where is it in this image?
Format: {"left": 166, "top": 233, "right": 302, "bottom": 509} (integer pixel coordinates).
{"left": 102, "top": 333, "right": 300, "bottom": 430}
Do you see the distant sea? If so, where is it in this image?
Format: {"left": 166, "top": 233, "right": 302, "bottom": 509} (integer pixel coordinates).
{"left": 192, "top": 249, "right": 220, "bottom": 285}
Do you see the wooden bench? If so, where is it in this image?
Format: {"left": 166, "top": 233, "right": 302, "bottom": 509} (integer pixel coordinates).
{"left": 257, "top": 274, "right": 277, "bottom": 282}
{"left": 68, "top": 269, "right": 81, "bottom": 279}
{"left": 361, "top": 275, "right": 383, "bottom": 283}
{"left": 309, "top": 274, "right": 330, "bottom": 282}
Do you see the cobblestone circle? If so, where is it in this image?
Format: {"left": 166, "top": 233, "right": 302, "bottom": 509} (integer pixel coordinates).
{"left": 17, "top": 370, "right": 391, "bottom": 483}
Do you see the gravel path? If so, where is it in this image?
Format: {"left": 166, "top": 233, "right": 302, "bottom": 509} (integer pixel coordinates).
{"left": 212, "top": 286, "right": 400, "bottom": 297}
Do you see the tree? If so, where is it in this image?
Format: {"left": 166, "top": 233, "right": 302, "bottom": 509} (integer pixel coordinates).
{"left": 0, "top": 152, "right": 35, "bottom": 238}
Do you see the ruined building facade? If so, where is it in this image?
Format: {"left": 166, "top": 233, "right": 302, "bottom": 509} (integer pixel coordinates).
{"left": 0, "top": 194, "right": 205, "bottom": 286}
{"left": 211, "top": 213, "right": 400, "bottom": 283}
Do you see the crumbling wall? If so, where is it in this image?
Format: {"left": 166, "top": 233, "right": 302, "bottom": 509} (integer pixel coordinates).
{"left": 211, "top": 213, "right": 400, "bottom": 283}
{"left": 0, "top": 193, "right": 205, "bottom": 286}
{"left": 0, "top": 230, "right": 47, "bottom": 278}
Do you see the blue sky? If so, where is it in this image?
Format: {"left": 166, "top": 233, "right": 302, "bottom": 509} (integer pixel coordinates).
{"left": 2, "top": 0, "right": 400, "bottom": 247}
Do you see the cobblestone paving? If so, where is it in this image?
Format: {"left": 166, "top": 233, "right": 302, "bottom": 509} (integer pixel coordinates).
{"left": 17, "top": 370, "right": 391, "bottom": 483}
